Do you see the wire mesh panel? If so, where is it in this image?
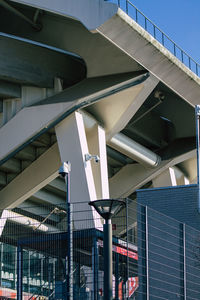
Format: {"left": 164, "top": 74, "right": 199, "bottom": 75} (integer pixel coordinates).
{"left": 0, "top": 200, "right": 138, "bottom": 300}
{"left": 137, "top": 202, "right": 200, "bottom": 300}
{"left": 1, "top": 196, "right": 200, "bottom": 299}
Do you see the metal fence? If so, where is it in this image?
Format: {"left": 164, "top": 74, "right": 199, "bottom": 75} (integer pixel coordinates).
{"left": 137, "top": 204, "right": 200, "bottom": 300}
{"left": 1, "top": 198, "right": 200, "bottom": 299}
{"left": 107, "top": 0, "right": 200, "bottom": 76}
{"left": 0, "top": 200, "right": 137, "bottom": 300}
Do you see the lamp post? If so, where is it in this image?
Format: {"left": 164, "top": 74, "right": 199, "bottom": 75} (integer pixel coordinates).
{"left": 59, "top": 162, "right": 73, "bottom": 300}
{"left": 89, "top": 199, "right": 125, "bottom": 300}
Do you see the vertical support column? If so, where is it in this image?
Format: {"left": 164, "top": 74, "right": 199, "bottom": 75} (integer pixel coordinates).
{"left": 55, "top": 112, "right": 99, "bottom": 229}
{"left": 17, "top": 244, "right": 23, "bottom": 300}
{"left": 126, "top": 198, "right": 129, "bottom": 299}
{"left": 104, "top": 220, "right": 112, "bottom": 300}
{"left": 145, "top": 206, "right": 149, "bottom": 300}
{"left": 92, "top": 237, "right": 99, "bottom": 300}
{"left": 115, "top": 253, "right": 119, "bottom": 300}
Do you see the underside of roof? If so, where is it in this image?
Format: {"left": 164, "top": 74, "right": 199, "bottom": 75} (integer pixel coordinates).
{"left": 0, "top": 0, "right": 198, "bottom": 234}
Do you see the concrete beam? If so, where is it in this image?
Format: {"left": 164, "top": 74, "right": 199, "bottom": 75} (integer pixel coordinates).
{"left": 10, "top": 0, "right": 118, "bottom": 30}
{"left": 0, "top": 81, "right": 21, "bottom": 98}
{"left": 0, "top": 72, "right": 146, "bottom": 164}
{"left": 47, "top": 178, "right": 66, "bottom": 194}
{"left": 0, "top": 101, "right": 73, "bottom": 163}
{"left": 0, "top": 172, "right": 6, "bottom": 186}
{"left": 0, "top": 35, "right": 85, "bottom": 88}
{"left": 0, "top": 143, "right": 61, "bottom": 209}
{"left": 97, "top": 10, "right": 200, "bottom": 107}
{"left": 31, "top": 189, "right": 65, "bottom": 207}
{"left": 109, "top": 150, "right": 196, "bottom": 198}
{"left": 0, "top": 158, "right": 21, "bottom": 173}
{"left": 18, "top": 200, "right": 60, "bottom": 222}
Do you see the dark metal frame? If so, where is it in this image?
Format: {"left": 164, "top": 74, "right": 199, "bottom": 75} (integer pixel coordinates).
{"left": 16, "top": 228, "right": 138, "bottom": 300}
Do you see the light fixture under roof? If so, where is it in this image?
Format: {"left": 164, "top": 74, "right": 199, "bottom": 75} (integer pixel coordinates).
{"left": 89, "top": 198, "right": 125, "bottom": 220}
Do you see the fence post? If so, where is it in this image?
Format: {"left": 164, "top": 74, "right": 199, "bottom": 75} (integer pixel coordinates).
{"left": 17, "top": 244, "right": 23, "bottom": 300}
{"left": 183, "top": 223, "right": 187, "bottom": 300}
{"left": 92, "top": 237, "right": 99, "bottom": 300}
{"left": 115, "top": 253, "right": 119, "bottom": 300}
{"left": 145, "top": 206, "right": 149, "bottom": 300}
{"left": 126, "top": 198, "right": 129, "bottom": 299}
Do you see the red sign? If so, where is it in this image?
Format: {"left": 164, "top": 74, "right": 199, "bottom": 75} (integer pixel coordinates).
{"left": 98, "top": 240, "right": 138, "bottom": 260}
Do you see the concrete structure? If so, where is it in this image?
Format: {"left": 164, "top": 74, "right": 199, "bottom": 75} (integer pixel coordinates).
{"left": 0, "top": 0, "right": 199, "bottom": 247}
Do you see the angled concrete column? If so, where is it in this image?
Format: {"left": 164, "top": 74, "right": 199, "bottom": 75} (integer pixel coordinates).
{"left": 109, "top": 150, "right": 195, "bottom": 198}
{"left": 55, "top": 112, "right": 102, "bottom": 229}
{"left": 0, "top": 143, "right": 61, "bottom": 209}
{"left": 152, "top": 168, "right": 177, "bottom": 187}
{"left": 86, "top": 123, "right": 109, "bottom": 199}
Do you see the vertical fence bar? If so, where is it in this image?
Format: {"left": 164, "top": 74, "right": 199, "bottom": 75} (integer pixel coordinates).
{"left": 195, "top": 106, "right": 200, "bottom": 212}
{"left": 145, "top": 206, "right": 149, "bottom": 300}
{"left": 92, "top": 237, "right": 99, "bottom": 300}
{"left": 162, "top": 33, "right": 164, "bottom": 46}
{"left": 196, "top": 64, "right": 198, "bottom": 76}
{"left": 183, "top": 223, "right": 187, "bottom": 300}
{"left": 181, "top": 51, "right": 184, "bottom": 63}
{"left": 189, "top": 57, "right": 191, "bottom": 70}
{"left": 126, "top": 198, "right": 129, "bottom": 299}
{"left": 145, "top": 17, "right": 147, "bottom": 30}
{"left": 173, "top": 44, "right": 176, "bottom": 56}
{"left": 17, "top": 244, "right": 23, "bottom": 300}
{"left": 135, "top": 8, "right": 138, "bottom": 23}
{"left": 0, "top": 243, "right": 2, "bottom": 287}
{"left": 126, "top": 0, "right": 128, "bottom": 14}
{"left": 115, "top": 253, "right": 119, "bottom": 300}
{"left": 153, "top": 25, "right": 156, "bottom": 38}
{"left": 61, "top": 162, "right": 73, "bottom": 300}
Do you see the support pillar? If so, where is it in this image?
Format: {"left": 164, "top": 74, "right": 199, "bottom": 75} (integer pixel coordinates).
{"left": 104, "top": 220, "right": 112, "bottom": 300}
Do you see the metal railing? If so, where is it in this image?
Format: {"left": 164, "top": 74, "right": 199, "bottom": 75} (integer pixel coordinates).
{"left": 108, "top": 0, "right": 200, "bottom": 76}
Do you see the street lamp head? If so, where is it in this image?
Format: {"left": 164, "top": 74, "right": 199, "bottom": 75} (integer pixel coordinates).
{"left": 89, "top": 198, "right": 126, "bottom": 221}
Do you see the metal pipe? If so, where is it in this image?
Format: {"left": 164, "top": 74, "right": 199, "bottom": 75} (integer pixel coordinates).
{"left": 109, "top": 133, "right": 161, "bottom": 168}
{"left": 104, "top": 219, "right": 112, "bottom": 300}
{"left": 0, "top": 0, "right": 41, "bottom": 30}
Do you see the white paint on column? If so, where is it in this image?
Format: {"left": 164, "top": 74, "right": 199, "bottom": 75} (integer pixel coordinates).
{"left": 55, "top": 112, "right": 102, "bottom": 229}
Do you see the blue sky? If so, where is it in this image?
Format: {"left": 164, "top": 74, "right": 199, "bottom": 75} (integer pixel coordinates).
{"left": 110, "top": 0, "right": 200, "bottom": 64}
